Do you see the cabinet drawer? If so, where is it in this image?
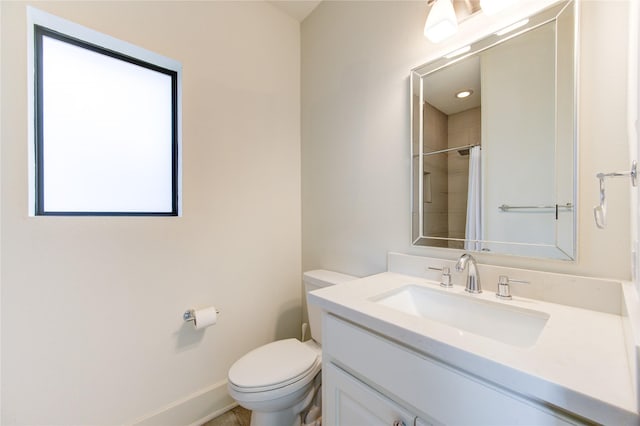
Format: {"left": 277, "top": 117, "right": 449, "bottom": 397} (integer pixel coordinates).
{"left": 323, "top": 314, "right": 577, "bottom": 425}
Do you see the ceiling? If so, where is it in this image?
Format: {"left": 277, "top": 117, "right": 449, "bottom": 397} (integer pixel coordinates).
{"left": 423, "top": 55, "right": 481, "bottom": 115}
{"left": 267, "top": 0, "right": 322, "bottom": 22}
{"left": 268, "top": 0, "right": 479, "bottom": 25}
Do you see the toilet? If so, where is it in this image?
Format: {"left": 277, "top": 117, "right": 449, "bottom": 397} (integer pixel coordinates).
{"left": 227, "top": 270, "right": 356, "bottom": 426}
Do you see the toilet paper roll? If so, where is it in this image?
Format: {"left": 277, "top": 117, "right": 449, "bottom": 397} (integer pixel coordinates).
{"left": 192, "top": 307, "right": 218, "bottom": 330}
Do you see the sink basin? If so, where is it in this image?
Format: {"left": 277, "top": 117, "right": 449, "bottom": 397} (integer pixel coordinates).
{"left": 372, "top": 285, "right": 549, "bottom": 347}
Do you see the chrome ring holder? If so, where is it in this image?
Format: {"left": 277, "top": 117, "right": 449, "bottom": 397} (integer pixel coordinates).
{"left": 594, "top": 160, "right": 637, "bottom": 229}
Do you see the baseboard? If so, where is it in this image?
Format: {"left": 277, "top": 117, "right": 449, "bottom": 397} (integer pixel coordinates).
{"left": 131, "top": 379, "right": 236, "bottom": 426}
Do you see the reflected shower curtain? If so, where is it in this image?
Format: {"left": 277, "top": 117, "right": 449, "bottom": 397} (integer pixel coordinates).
{"left": 464, "top": 146, "right": 483, "bottom": 251}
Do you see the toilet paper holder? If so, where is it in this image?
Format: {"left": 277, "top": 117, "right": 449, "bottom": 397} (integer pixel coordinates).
{"left": 183, "top": 308, "right": 220, "bottom": 323}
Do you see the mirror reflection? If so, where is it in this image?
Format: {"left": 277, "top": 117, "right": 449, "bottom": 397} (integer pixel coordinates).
{"left": 411, "top": 1, "right": 576, "bottom": 260}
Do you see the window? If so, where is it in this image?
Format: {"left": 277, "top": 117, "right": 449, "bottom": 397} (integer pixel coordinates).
{"left": 30, "top": 9, "right": 181, "bottom": 216}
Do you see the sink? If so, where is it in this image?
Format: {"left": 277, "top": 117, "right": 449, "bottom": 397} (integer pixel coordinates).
{"left": 372, "top": 285, "right": 549, "bottom": 347}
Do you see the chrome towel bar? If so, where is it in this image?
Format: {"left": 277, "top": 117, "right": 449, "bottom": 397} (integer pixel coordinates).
{"left": 498, "top": 203, "right": 573, "bottom": 212}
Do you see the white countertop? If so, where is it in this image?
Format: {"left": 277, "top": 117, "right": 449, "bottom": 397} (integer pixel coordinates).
{"left": 309, "top": 271, "right": 639, "bottom": 425}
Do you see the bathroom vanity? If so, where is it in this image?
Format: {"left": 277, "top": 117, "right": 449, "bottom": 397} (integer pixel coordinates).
{"left": 308, "top": 253, "right": 640, "bottom": 425}
{"left": 306, "top": 0, "right": 638, "bottom": 423}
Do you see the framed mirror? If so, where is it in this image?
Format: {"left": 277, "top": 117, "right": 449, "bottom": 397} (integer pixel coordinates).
{"left": 411, "top": 1, "right": 577, "bottom": 260}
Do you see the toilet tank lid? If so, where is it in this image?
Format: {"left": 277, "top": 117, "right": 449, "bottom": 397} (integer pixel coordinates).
{"left": 303, "top": 270, "right": 357, "bottom": 288}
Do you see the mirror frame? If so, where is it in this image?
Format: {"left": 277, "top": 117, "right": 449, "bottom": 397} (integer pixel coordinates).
{"left": 411, "top": 1, "right": 578, "bottom": 260}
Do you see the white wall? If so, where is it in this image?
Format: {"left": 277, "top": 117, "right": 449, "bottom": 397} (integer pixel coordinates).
{"left": 302, "top": 1, "right": 632, "bottom": 280}
{"left": 1, "top": 2, "right": 300, "bottom": 425}
{"left": 630, "top": 0, "right": 640, "bottom": 292}
{"left": 0, "top": 2, "right": 3, "bottom": 422}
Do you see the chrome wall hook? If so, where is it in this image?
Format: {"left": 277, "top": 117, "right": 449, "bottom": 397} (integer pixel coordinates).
{"left": 594, "top": 160, "right": 637, "bottom": 229}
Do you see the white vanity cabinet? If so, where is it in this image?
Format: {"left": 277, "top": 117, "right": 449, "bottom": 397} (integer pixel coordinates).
{"left": 324, "top": 362, "right": 430, "bottom": 426}
{"left": 322, "top": 314, "right": 582, "bottom": 426}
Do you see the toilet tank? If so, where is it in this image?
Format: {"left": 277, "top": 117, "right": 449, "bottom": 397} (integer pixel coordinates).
{"left": 303, "top": 270, "right": 356, "bottom": 345}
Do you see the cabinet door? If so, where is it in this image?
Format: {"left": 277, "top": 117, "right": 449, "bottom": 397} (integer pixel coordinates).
{"left": 324, "top": 361, "right": 430, "bottom": 426}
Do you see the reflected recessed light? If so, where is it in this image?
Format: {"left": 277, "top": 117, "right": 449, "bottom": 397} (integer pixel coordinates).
{"left": 455, "top": 89, "right": 473, "bottom": 99}
{"left": 495, "top": 19, "right": 529, "bottom": 36}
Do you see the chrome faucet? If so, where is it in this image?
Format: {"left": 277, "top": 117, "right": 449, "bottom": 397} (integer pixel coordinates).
{"left": 455, "top": 253, "right": 482, "bottom": 294}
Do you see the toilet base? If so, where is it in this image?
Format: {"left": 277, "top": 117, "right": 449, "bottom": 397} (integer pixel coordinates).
{"left": 243, "top": 374, "right": 320, "bottom": 426}
{"left": 250, "top": 408, "right": 302, "bottom": 426}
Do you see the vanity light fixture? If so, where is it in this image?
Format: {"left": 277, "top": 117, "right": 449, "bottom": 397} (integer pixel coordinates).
{"left": 445, "top": 45, "right": 471, "bottom": 58}
{"left": 455, "top": 89, "right": 474, "bottom": 99}
{"left": 495, "top": 19, "right": 530, "bottom": 36}
{"left": 424, "top": 0, "right": 458, "bottom": 43}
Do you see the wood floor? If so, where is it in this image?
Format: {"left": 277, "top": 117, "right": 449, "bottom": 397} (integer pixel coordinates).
{"left": 202, "top": 406, "right": 251, "bottom": 426}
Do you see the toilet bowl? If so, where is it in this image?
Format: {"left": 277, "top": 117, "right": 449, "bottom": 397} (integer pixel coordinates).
{"left": 228, "top": 339, "right": 322, "bottom": 426}
{"left": 227, "top": 270, "right": 356, "bottom": 426}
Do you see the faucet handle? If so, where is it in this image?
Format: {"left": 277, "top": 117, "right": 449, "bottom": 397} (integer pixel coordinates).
{"left": 496, "top": 275, "right": 529, "bottom": 300}
{"left": 428, "top": 266, "right": 453, "bottom": 288}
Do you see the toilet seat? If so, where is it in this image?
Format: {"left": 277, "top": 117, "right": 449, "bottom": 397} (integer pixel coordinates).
{"left": 228, "top": 339, "right": 321, "bottom": 394}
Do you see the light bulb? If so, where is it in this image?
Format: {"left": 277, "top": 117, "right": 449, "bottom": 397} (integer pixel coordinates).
{"left": 424, "top": 0, "right": 458, "bottom": 43}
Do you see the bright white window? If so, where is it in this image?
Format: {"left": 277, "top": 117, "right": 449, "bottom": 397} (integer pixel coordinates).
{"left": 30, "top": 10, "right": 181, "bottom": 216}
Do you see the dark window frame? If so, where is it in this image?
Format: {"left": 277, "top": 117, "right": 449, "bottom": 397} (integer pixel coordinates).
{"left": 34, "top": 25, "right": 179, "bottom": 216}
